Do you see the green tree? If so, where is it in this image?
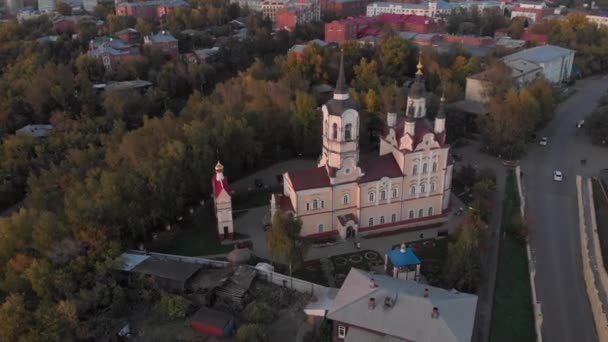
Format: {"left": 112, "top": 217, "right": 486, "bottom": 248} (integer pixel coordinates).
{"left": 156, "top": 292, "right": 190, "bottom": 319}
{"left": 377, "top": 35, "right": 412, "bottom": 83}
{"left": 586, "top": 98, "right": 608, "bottom": 145}
{"left": 135, "top": 17, "right": 152, "bottom": 37}
{"left": 291, "top": 90, "right": 320, "bottom": 156}
{"left": 237, "top": 323, "right": 268, "bottom": 342}
{"left": 55, "top": 1, "right": 72, "bottom": 15}
{"left": 245, "top": 302, "right": 274, "bottom": 323}
{"left": 443, "top": 212, "right": 485, "bottom": 292}
{"left": 352, "top": 58, "right": 380, "bottom": 91}
{"left": 266, "top": 211, "right": 308, "bottom": 275}
{"left": 0, "top": 293, "right": 29, "bottom": 341}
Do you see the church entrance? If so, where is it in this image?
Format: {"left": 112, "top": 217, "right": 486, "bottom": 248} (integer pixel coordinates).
{"left": 346, "top": 226, "right": 355, "bottom": 239}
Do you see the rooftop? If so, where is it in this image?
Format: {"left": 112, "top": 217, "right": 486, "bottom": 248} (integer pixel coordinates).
{"left": 15, "top": 124, "right": 53, "bottom": 137}
{"left": 114, "top": 252, "right": 202, "bottom": 282}
{"left": 503, "top": 44, "right": 575, "bottom": 63}
{"left": 286, "top": 165, "right": 331, "bottom": 191}
{"left": 327, "top": 269, "right": 478, "bottom": 342}
{"left": 145, "top": 31, "right": 178, "bottom": 43}
{"left": 385, "top": 246, "right": 421, "bottom": 267}
{"left": 504, "top": 59, "right": 542, "bottom": 78}
{"left": 359, "top": 153, "right": 403, "bottom": 183}
{"left": 95, "top": 80, "right": 153, "bottom": 91}
{"left": 117, "top": 0, "right": 189, "bottom": 8}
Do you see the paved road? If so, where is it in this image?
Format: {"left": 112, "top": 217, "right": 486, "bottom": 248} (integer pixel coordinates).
{"left": 521, "top": 76, "right": 608, "bottom": 342}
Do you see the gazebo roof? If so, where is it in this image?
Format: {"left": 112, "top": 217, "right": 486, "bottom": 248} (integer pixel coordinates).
{"left": 385, "top": 246, "right": 421, "bottom": 267}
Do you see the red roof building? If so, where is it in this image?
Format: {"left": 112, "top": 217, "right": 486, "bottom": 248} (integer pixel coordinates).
{"left": 88, "top": 37, "right": 141, "bottom": 71}
{"left": 324, "top": 14, "right": 440, "bottom": 43}
{"left": 144, "top": 31, "right": 179, "bottom": 59}
{"left": 115, "top": 0, "right": 189, "bottom": 21}
{"left": 320, "top": 0, "right": 373, "bottom": 17}
{"left": 521, "top": 31, "right": 548, "bottom": 45}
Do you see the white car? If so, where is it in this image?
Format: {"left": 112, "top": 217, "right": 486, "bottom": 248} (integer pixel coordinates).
{"left": 553, "top": 170, "right": 563, "bottom": 182}
{"left": 539, "top": 137, "right": 548, "bottom": 146}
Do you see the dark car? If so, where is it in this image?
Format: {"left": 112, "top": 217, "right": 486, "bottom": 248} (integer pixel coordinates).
{"left": 254, "top": 178, "right": 264, "bottom": 188}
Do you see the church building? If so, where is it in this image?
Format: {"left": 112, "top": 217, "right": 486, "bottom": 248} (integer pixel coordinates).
{"left": 270, "top": 52, "right": 454, "bottom": 239}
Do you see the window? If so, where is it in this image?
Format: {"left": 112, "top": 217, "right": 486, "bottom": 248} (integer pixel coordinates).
{"left": 345, "top": 123, "right": 352, "bottom": 141}
{"left": 413, "top": 165, "right": 418, "bottom": 175}
{"left": 410, "top": 186, "right": 416, "bottom": 195}
{"left": 432, "top": 162, "right": 437, "bottom": 173}
{"left": 409, "top": 210, "right": 414, "bottom": 219}
{"left": 306, "top": 203, "right": 310, "bottom": 211}
{"left": 430, "top": 183, "right": 436, "bottom": 193}
{"left": 392, "top": 188, "right": 398, "bottom": 198}
{"left": 318, "top": 224, "right": 324, "bottom": 233}
{"left": 338, "top": 325, "right": 346, "bottom": 339}
{"left": 420, "top": 184, "right": 426, "bottom": 193}
{"left": 343, "top": 194, "right": 349, "bottom": 205}
{"left": 369, "top": 217, "right": 374, "bottom": 226}
{"left": 418, "top": 209, "right": 424, "bottom": 217}
{"left": 380, "top": 190, "right": 386, "bottom": 201}
{"left": 380, "top": 216, "right": 385, "bottom": 224}
{"left": 368, "top": 192, "right": 375, "bottom": 202}
{"left": 428, "top": 207, "right": 433, "bottom": 216}
{"left": 423, "top": 163, "right": 428, "bottom": 174}
{"left": 391, "top": 213, "right": 397, "bottom": 222}
{"left": 313, "top": 199, "right": 318, "bottom": 209}
{"left": 332, "top": 123, "right": 338, "bottom": 140}
{"left": 321, "top": 200, "right": 325, "bottom": 209}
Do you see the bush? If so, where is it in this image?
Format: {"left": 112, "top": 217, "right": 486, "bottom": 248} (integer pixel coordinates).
{"left": 507, "top": 215, "right": 529, "bottom": 244}
{"left": 155, "top": 292, "right": 189, "bottom": 320}
{"left": 244, "top": 302, "right": 274, "bottom": 324}
{"left": 236, "top": 323, "right": 268, "bottom": 342}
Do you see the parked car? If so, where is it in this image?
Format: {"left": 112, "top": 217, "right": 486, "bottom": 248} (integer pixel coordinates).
{"left": 254, "top": 178, "right": 264, "bottom": 188}
{"left": 539, "top": 137, "right": 548, "bottom": 146}
{"left": 553, "top": 170, "right": 563, "bottom": 182}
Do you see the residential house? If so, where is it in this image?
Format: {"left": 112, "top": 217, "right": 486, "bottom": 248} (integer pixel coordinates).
{"left": 144, "top": 31, "right": 179, "bottom": 59}
{"left": 116, "top": 28, "right": 142, "bottom": 46}
{"left": 327, "top": 268, "right": 477, "bottom": 341}
{"left": 88, "top": 37, "right": 141, "bottom": 71}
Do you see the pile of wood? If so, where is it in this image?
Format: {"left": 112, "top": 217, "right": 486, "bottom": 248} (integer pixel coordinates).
{"left": 212, "top": 265, "right": 256, "bottom": 309}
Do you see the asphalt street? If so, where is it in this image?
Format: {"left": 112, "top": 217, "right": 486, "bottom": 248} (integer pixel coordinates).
{"left": 521, "top": 76, "right": 608, "bottom": 342}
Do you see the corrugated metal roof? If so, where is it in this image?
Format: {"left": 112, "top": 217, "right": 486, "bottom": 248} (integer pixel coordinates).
{"left": 113, "top": 252, "right": 150, "bottom": 271}
{"left": 503, "top": 44, "right": 574, "bottom": 63}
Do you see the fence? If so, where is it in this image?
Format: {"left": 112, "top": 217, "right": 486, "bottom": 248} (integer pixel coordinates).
{"left": 515, "top": 166, "right": 543, "bottom": 342}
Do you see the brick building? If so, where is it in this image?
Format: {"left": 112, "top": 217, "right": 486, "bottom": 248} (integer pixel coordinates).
{"left": 320, "top": 0, "right": 373, "bottom": 17}
{"left": 115, "top": 0, "right": 189, "bottom": 21}
{"left": 275, "top": 0, "right": 320, "bottom": 31}
{"left": 325, "top": 14, "right": 440, "bottom": 43}
{"left": 144, "top": 31, "right": 179, "bottom": 59}
{"left": 116, "top": 28, "right": 142, "bottom": 46}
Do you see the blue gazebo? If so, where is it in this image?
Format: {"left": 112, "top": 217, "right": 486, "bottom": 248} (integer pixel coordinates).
{"left": 384, "top": 243, "right": 421, "bottom": 280}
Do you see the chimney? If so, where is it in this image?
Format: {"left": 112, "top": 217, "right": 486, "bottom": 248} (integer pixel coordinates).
{"left": 431, "top": 307, "right": 439, "bottom": 318}
{"left": 369, "top": 278, "right": 378, "bottom": 288}
{"left": 368, "top": 297, "right": 376, "bottom": 310}
{"left": 423, "top": 288, "right": 429, "bottom": 298}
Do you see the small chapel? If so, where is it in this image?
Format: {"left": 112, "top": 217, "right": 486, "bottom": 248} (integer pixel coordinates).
{"left": 270, "top": 52, "right": 454, "bottom": 239}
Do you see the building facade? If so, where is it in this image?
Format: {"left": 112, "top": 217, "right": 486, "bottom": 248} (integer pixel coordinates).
{"left": 37, "top": 0, "right": 55, "bottom": 12}
{"left": 144, "top": 31, "right": 179, "bottom": 59}
{"left": 88, "top": 37, "right": 141, "bottom": 71}
{"left": 503, "top": 44, "right": 575, "bottom": 84}
{"left": 275, "top": 0, "right": 320, "bottom": 31}
{"left": 586, "top": 13, "right": 608, "bottom": 28}
{"left": 366, "top": 0, "right": 504, "bottom": 18}
{"left": 212, "top": 162, "right": 235, "bottom": 240}
{"left": 231, "top": 0, "right": 264, "bottom": 11}
{"left": 271, "top": 54, "right": 453, "bottom": 238}
{"left": 262, "top": 0, "right": 287, "bottom": 20}
{"left": 320, "top": 0, "right": 373, "bottom": 17}
{"left": 115, "top": 0, "right": 189, "bottom": 21}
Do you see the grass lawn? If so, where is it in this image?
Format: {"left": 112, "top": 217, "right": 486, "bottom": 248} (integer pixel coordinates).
{"left": 149, "top": 206, "right": 233, "bottom": 256}
{"left": 592, "top": 179, "right": 608, "bottom": 268}
{"left": 490, "top": 170, "right": 535, "bottom": 342}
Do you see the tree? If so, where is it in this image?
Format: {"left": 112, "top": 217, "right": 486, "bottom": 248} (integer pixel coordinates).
{"left": 377, "top": 35, "right": 412, "bottom": 83}
{"left": 291, "top": 90, "right": 320, "bottom": 156}
{"left": 0, "top": 293, "right": 29, "bottom": 341}
{"left": 443, "top": 212, "right": 485, "bottom": 292}
{"left": 237, "top": 323, "right": 268, "bottom": 342}
{"left": 508, "top": 17, "right": 526, "bottom": 39}
{"left": 352, "top": 58, "right": 380, "bottom": 91}
{"left": 135, "top": 18, "right": 152, "bottom": 37}
{"left": 156, "top": 292, "right": 190, "bottom": 319}
{"left": 55, "top": 1, "right": 72, "bottom": 15}
{"left": 266, "top": 211, "right": 308, "bottom": 275}
{"left": 586, "top": 98, "right": 608, "bottom": 146}
{"left": 244, "top": 302, "right": 274, "bottom": 323}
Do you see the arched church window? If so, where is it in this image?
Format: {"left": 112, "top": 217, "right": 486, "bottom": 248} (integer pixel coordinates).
{"left": 428, "top": 207, "right": 433, "bottom": 216}
{"left": 410, "top": 186, "right": 416, "bottom": 195}
{"left": 313, "top": 199, "right": 318, "bottom": 209}
{"left": 380, "top": 190, "right": 386, "bottom": 201}
{"left": 430, "top": 183, "right": 436, "bottom": 193}
{"left": 409, "top": 210, "right": 414, "bottom": 219}
{"left": 392, "top": 189, "right": 398, "bottom": 198}
{"left": 345, "top": 124, "right": 352, "bottom": 141}
{"left": 391, "top": 213, "right": 397, "bottom": 222}
{"left": 368, "top": 192, "right": 375, "bottom": 202}
{"left": 418, "top": 209, "right": 424, "bottom": 217}
{"left": 332, "top": 123, "right": 338, "bottom": 140}
{"left": 343, "top": 195, "right": 349, "bottom": 205}
{"left": 420, "top": 184, "right": 426, "bottom": 193}
{"left": 423, "top": 163, "right": 428, "bottom": 174}
{"left": 432, "top": 162, "right": 437, "bottom": 173}
{"left": 413, "top": 165, "right": 418, "bottom": 175}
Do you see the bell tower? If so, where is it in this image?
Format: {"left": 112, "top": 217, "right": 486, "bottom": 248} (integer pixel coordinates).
{"left": 318, "top": 50, "right": 362, "bottom": 181}
{"left": 212, "top": 161, "right": 234, "bottom": 240}
{"left": 406, "top": 56, "right": 427, "bottom": 119}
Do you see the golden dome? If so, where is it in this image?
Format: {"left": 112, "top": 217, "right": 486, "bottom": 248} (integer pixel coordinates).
{"left": 416, "top": 53, "right": 423, "bottom": 75}
{"left": 215, "top": 161, "right": 224, "bottom": 173}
